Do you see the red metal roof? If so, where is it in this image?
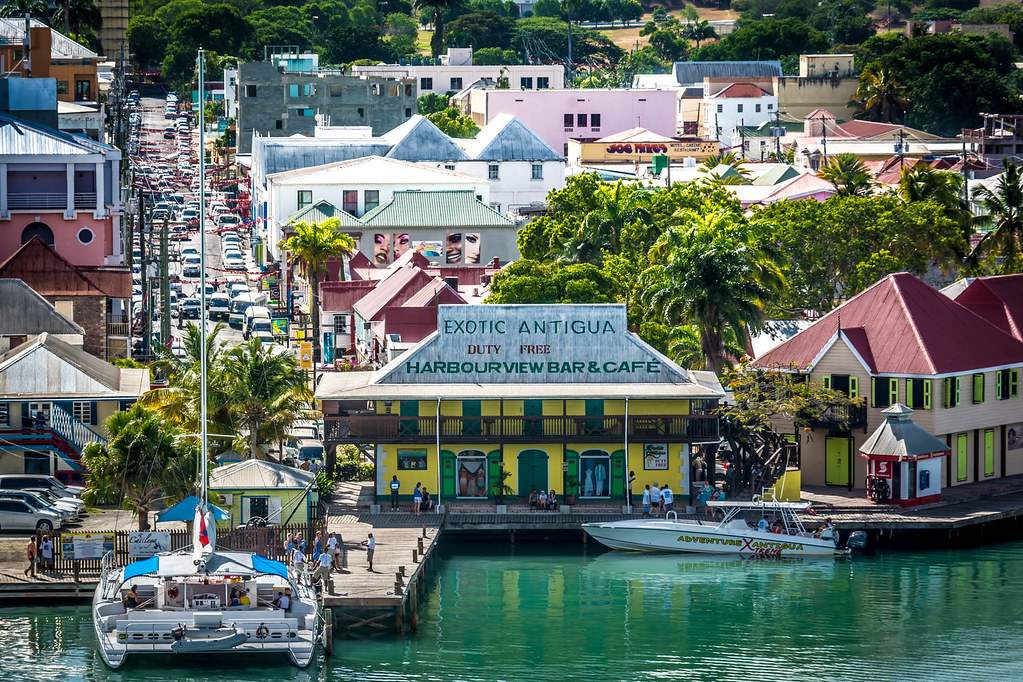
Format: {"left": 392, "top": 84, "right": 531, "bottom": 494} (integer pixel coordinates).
{"left": 320, "top": 279, "right": 377, "bottom": 312}
{"left": 754, "top": 272, "right": 1023, "bottom": 375}
{"left": 0, "top": 237, "right": 130, "bottom": 298}
{"left": 954, "top": 274, "right": 1023, "bottom": 342}
{"left": 353, "top": 266, "right": 434, "bottom": 321}
{"left": 712, "top": 83, "right": 768, "bottom": 99}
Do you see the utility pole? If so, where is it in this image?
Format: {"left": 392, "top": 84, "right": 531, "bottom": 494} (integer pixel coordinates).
{"left": 139, "top": 194, "right": 150, "bottom": 359}
{"left": 740, "top": 118, "right": 745, "bottom": 160}
{"left": 820, "top": 114, "right": 828, "bottom": 164}
{"left": 898, "top": 127, "right": 905, "bottom": 170}
{"left": 160, "top": 216, "right": 170, "bottom": 350}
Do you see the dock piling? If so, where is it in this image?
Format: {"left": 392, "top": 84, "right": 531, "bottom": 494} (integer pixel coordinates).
{"left": 412, "top": 549, "right": 419, "bottom": 563}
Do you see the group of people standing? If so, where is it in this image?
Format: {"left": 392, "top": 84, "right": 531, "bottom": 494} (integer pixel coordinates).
{"left": 389, "top": 476, "right": 434, "bottom": 515}
{"left": 528, "top": 489, "right": 558, "bottom": 511}
{"left": 24, "top": 535, "right": 54, "bottom": 578}
{"left": 286, "top": 530, "right": 343, "bottom": 576}
{"left": 641, "top": 484, "right": 675, "bottom": 518}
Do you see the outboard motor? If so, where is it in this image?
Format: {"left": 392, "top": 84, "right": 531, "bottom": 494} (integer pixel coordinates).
{"left": 171, "top": 625, "right": 186, "bottom": 642}
{"left": 846, "top": 530, "right": 868, "bottom": 555}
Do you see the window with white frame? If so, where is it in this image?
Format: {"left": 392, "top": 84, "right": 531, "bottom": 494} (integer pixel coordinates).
{"left": 531, "top": 163, "right": 543, "bottom": 179}
{"left": 716, "top": 104, "right": 723, "bottom": 113}
{"left": 488, "top": 164, "right": 499, "bottom": 179}
{"left": 737, "top": 104, "right": 743, "bottom": 113}
{"left": 297, "top": 190, "right": 312, "bottom": 210}
{"left": 0, "top": 403, "right": 8, "bottom": 426}
{"left": 72, "top": 401, "right": 92, "bottom": 425}
{"left": 333, "top": 314, "right": 348, "bottom": 335}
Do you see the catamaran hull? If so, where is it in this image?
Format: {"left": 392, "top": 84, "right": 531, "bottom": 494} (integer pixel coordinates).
{"left": 582, "top": 520, "right": 843, "bottom": 556}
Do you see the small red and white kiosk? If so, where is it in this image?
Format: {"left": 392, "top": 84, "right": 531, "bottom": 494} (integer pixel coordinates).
{"left": 861, "top": 403, "right": 950, "bottom": 508}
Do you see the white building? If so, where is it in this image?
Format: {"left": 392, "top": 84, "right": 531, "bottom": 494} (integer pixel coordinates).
{"left": 263, "top": 155, "right": 489, "bottom": 262}
{"left": 352, "top": 48, "right": 563, "bottom": 98}
{"left": 701, "top": 83, "right": 777, "bottom": 149}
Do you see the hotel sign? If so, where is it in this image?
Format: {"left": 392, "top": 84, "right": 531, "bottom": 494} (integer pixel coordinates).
{"left": 381, "top": 305, "right": 687, "bottom": 384}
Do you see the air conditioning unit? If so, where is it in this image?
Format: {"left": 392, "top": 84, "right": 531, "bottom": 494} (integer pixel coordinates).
{"left": 221, "top": 493, "right": 233, "bottom": 505}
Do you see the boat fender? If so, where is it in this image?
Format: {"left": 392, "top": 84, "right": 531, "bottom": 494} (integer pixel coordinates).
{"left": 256, "top": 623, "right": 270, "bottom": 639}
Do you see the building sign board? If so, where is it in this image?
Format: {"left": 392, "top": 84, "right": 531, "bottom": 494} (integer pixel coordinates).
{"left": 380, "top": 305, "right": 688, "bottom": 384}
{"left": 644, "top": 443, "right": 669, "bottom": 470}
{"left": 61, "top": 532, "right": 115, "bottom": 560}
{"left": 570, "top": 139, "right": 720, "bottom": 165}
{"left": 128, "top": 531, "right": 171, "bottom": 558}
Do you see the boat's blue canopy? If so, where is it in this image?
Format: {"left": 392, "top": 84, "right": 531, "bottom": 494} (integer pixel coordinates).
{"left": 155, "top": 496, "right": 230, "bottom": 523}
{"left": 120, "top": 551, "right": 289, "bottom": 582}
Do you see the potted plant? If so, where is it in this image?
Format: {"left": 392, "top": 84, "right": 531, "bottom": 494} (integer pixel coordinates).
{"left": 564, "top": 476, "right": 580, "bottom": 506}
{"left": 489, "top": 468, "right": 514, "bottom": 513}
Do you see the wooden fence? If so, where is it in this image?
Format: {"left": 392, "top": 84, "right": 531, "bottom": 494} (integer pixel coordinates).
{"left": 38, "top": 523, "right": 322, "bottom": 573}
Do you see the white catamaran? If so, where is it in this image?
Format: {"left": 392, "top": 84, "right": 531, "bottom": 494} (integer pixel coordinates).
{"left": 582, "top": 495, "right": 846, "bottom": 556}
{"left": 93, "top": 49, "right": 321, "bottom": 669}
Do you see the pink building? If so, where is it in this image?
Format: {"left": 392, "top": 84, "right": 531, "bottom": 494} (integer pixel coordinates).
{"left": 463, "top": 88, "right": 679, "bottom": 158}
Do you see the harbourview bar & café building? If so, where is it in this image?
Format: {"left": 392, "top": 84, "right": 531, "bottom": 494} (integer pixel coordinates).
{"left": 317, "top": 305, "right": 724, "bottom": 506}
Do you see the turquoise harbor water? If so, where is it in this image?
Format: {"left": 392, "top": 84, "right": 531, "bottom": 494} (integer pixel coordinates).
{"left": 3, "top": 541, "right": 1023, "bottom": 681}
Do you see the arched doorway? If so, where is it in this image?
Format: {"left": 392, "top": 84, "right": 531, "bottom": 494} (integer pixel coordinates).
{"left": 21, "top": 222, "right": 55, "bottom": 246}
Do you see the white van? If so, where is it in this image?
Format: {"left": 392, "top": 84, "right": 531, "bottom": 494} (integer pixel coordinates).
{"left": 243, "top": 305, "right": 272, "bottom": 339}
{"left": 229, "top": 291, "right": 268, "bottom": 328}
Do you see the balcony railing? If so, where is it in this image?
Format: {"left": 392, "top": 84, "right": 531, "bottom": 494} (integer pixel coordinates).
{"left": 808, "top": 404, "right": 868, "bottom": 430}
{"left": 7, "top": 192, "right": 97, "bottom": 209}
{"left": 325, "top": 413, "right": 719, "bottom": 443}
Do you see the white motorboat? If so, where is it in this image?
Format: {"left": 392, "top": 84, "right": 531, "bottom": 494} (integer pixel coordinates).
{"left": 93, "top": 49, "right": 321, "bottom": 670}
{"left": 582, "top": 498, "right": 846, "bottom": 556}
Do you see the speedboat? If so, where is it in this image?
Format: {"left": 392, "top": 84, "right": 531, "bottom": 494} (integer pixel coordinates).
{"left": 93, "top": 506, "right": 321, "bottom": 669}
{"left": 582, "top": 498, "right": 846, "bottom": 556}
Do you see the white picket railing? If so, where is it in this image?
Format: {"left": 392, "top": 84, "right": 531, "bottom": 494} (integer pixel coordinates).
{"left": 49, "top": 403, "right": 107, "bottom": 452}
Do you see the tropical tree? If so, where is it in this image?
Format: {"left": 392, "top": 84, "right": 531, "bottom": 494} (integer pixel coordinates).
{"left": 413, "top": 0, "right": 466, "bottom": 58}
{"left": 683, "top": 19, "right": 716, "bottom": 48}
{"left": 279, "top": 217, "right": 357, "bottom": 366}
{"left": 639, "top": 210, "right": 786, "bottom": 374}
{"left": 850, "top": 61, "right": 909, "bottom": 123}
{"left": 557, "top": 181, "right": 652, "bottom": 265}
{"left": 0, "top": 0, "right": 48, "bottom": 44}
{"left": 819, "top": 153, "right": 874, "bottom": 197}
{"left": 426, "top": 107, "right": 480, "bottom": 137}
{"left": 82, "top": 404, "right": 196, "bottom": 530}
{"left": 53, "top": 0, "right": 102, "bottom": 38}
{"left": 970, "top": 158, "right": 1023, "bottom": 274}
{"left": 897, "top": 163, "right": 963, "bottom": 206}
{"left": 223, "top": 339, "right": 312, "bottom": 461}
{"left": 668, "top": 325, "right": 746, "bottom": 370}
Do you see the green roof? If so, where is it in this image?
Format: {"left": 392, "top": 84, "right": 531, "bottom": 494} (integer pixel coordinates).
{"left": 360, "top": 190, "right": 515, "bottom": 229}
{"left": 285, "top": 199, "right": 363, "bottom": 227}
{"left": 752, "top": 165, "right": 800, "bottom": 186}
{"left": 738, "top": 120, "right": 802, "bottom": 138}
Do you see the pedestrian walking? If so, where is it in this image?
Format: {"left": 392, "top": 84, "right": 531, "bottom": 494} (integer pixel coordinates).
{"left": 314, "top": 548, "right": 332, "bottom": 588}
{"left": 650, "top": 483, "right": 662, "bottom": 517}
{"left": 361, "top": 533, "right": 375, "bottom": 572}
{"left": 389, "top": 475, "right": 401, "bottom": 511}
{"left": 24, "top": 536, "right": 37, "bottom": 578}
{"left": 641, "top": 485, "right": 651, "bottom": 518}
{"left": 661, "top": 484, "right": 674, "bottom": 515}
{"left": 40, "top": 535, "right": 53, "bottom": 573}
{"left": 413, "top": 482, "right": 423, "bottom": 516}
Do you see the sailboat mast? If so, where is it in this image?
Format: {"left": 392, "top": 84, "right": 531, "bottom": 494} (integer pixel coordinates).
{"left": 198, "top": 48, "right": 209, "bottom": 501}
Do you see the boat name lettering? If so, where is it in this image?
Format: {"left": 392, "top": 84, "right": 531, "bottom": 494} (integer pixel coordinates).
{"left": 676, "top": 535, "right": 744, "bottom": 547}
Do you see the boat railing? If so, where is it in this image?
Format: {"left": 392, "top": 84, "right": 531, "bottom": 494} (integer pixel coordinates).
{"left": 99, "top": 550, "right": 117, "bottom": 595}
{"left": 665, "top": 511, "right": 678, "bottom": 520}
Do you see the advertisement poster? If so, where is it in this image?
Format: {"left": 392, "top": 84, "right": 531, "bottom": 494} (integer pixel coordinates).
{"left": 1009, "top": 424, "right": 1023, "bottom": 451}
{"left": 62, "top": 533, "right": 115, "bottom": 560}
{"left": 299, "top": 341, "right": 313, "bottom": 369}
{"left": 413, "top": 241, "right": 443, "bottom": 259}
{"left": 644, "top": 443, "right": 668, "bottom": 470}
{"left": 128, "top": 531, "right": 171, "bottom": 558}
{"left": 271, "top": 317, "right": 289, "bottom": 336}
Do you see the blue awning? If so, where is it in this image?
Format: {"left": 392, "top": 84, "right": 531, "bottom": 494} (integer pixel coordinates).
{"left": 155, "top": 496, "right": 230, "bottom": 523}
{"left": 251, "top": 553, "right": 289, "bottom": 580}
{"left": 122, "top": 556, "right": 159, "bottom": 582}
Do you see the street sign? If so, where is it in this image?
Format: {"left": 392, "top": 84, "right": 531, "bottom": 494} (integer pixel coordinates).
{"left": 299, "top": 341, "right": 312, "bottom": 369}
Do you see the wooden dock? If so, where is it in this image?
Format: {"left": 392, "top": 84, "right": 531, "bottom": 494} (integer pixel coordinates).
{"left": 0, "top": 570, "right": 98, "bottom": 600}
{"left": 322, "top": 512, "right": 442, "bottom": 638}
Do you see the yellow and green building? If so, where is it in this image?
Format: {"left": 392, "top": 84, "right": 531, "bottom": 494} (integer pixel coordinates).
{"left": 317, "top": 304, "right": 724, "bottom": 505}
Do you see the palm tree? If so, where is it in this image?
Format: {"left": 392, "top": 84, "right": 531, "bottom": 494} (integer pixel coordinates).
{"left": 850, "top": 61, "right": 909, "bottom": 123}
{"left": 412, "top": 0, "right": 466, "bottom": 59}
{"left": 279, "top": 217, "right": 356, "bottom": 368}
{"left": 82, "top": 404, "right": 190, "bottom": 530}
{"left": 669, "top": 325, "right": 746, "bottom": 370}
{"left": 970, "top": 158, "right": 1023, "bottom": 274}
{"left": 819, "top": 153, "right": 873, "bottom": 197}
{"left": 223, "top": 339, "right": 312, "bottom": 461}
{"left": 683, "top": 19, "right": 716, "bottom": 48}
{"left": 640, "top": 210, "right": 786, "bottom": 374}
{"left": 52, "top": 0, "right": 101, "bottom": 37}
{"left": 897, "top": 163, "right": 963, "bottom": 207}
{"left": 557, "top": 181, "right": 651, "bottom": 265}
{"left": 699, "top": 151, "right": 752, "bottom": 182}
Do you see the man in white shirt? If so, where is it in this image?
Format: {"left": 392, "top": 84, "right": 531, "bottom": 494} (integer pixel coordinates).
{"left": 314, "top": 549, "right": 332, "bottom": 588}
{"left": 641, "top": 485, "right": 651, "bottom": 518}
{"left": 361, "top": 533, "right": 375, "bottom": 571}
{"left": 292, "top": 545, "right": 305, "bottom": 573}
{"left": 650, "top": 483, "right": 662, "bottom": 517}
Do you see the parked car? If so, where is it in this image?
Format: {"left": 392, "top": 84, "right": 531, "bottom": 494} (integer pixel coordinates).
{"left": 0, "top": 474, "right": 83, "bottom": 498}
{"left": 0, "top": 491, "right": 77, "bottom": 523}
{"left": 0, "top": 498, "right": 62, "bottom": 532}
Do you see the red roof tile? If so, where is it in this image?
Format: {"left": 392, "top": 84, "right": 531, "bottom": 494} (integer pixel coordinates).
{"left": 754, "top": 273, "right": 1023, "bottom": 375}
{"left": 954, "top": 274, "right": 1023, "bottom": 342}
{"left": 712, "top": 83, "right": 768, "bottom": 98}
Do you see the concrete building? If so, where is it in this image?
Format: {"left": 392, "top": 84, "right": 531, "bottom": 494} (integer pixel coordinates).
{"left": 318, "top": 304, "right": 725, "bottom": 501}
{"left": 753, "top": 273, "right": 1023, "bottom": 490}
{"left": 236, "top": 53, "right": 417, "bottom": 154}
{"left": 0, "top": 113, "right": 125, "bottom": 268}
{"left": 95, "top": 0, "right": 129, "bottom": 59}
{"left": 701, "top": 83, "right": 777, "bottom": 149}
{"left": 264, "top": 155, "right": 490, "bottom": 264}
{"left": 352, "top": 48, "right": 564, "bottom": 97}
{"left": 0, "top": 21, "right": 99, "bottom": 104}
{"left": 250, "top": 114, "right": 563, "bottom": 224}
{"left": 776, "top": 54, "right": 858, "bottom": 121}
{"left": 461, "top": 88, "right": 680, "bottom": 158}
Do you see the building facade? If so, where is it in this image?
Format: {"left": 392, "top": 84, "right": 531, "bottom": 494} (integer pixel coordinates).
{"left": 318, "top": 304, "right": 724, "bottom": 505}
{"left": 701, "top": 83, "right": 777, "bottom": 148}
{"left": 0, "top": 22, "right": 99, "bottom": 104}
{"left": 754, "top": 273, "right": 1023, "bottom": 490}
{"left": 236, "top": 58, "right": 417, "bottom": 153}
